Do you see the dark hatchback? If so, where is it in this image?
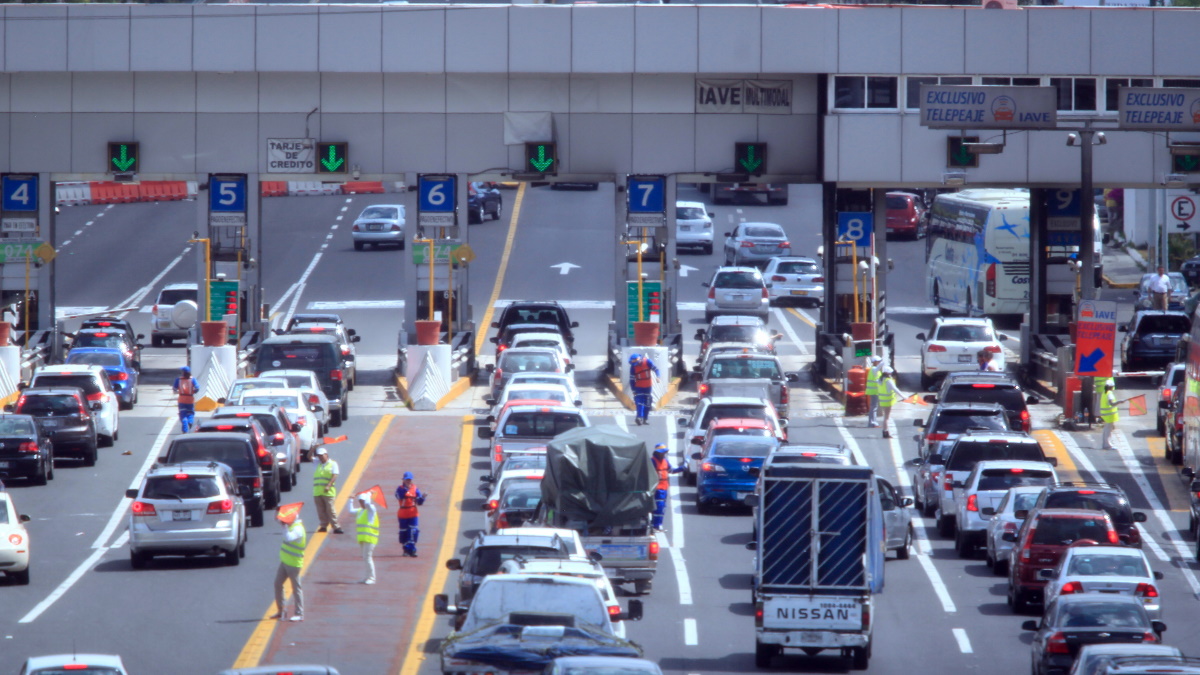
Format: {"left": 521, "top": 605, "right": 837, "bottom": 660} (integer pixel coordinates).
{"left": 192, "top": 417, "right": 281, "bottom": 509}
{"left": 8, "top": 387, "right": 99, "bottom": 466}
{"left": 1120, "top": 311, "right": 1190, "bottom": 372}
{"left": 0, "top": 414, "right": 53, "bottom": 484}
{"left": 491, "top": 301, "right": 578, "bottom": 349}
{"left": 1028, "top": 482, "right": 1147, "bottom": 548}
{"left": 926, "top": 371, "right": 1039, "bottom": 433}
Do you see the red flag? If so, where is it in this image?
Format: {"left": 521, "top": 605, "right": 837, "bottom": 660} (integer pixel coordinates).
{"left": 1127, "top": 394, "right": 1148, "bottom": 417}
{"left": 323, "top": 435, "right": 348, "bottom": 445}
{"left": 902, "top": 393, "right": 928, "bottom": 406}
{"left": 364, "top": 485, "right": 388, "bottom": 510}
{"left": 276, "top": 502, "right": 304, "bottom": 525}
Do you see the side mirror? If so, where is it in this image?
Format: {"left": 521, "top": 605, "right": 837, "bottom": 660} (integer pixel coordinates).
{"left": 2, "top": 405, "right": 11, "bottom": 413}
{"left": 445, "top": 558, "right": 463, "bottom": 571}
{"left": 1118, "top": 326, "right": 1128, "bottom": 332}
{"left": 483, "top": 396, "right": 496, "bottom": 406}
{"left": 125, "top": 488, "right": 139, "bottom": 499}
{"left": 980, "top": 507, "right": 995, "bottom": 516}
{"left": 311, "top": 405, "right": 324, "bottom": 413}
{"left": 485, "top": 364, "right": 496, "bottom": 373}
{"left": 136, "top": 333, "right": 146, "bottom": 340}
{"left": 291, "top": 423, "right": 301, "bottom": 433}
{"left": 491, "top": 321, "right": 500, "bottom": 328}
{"left": 1037, "top": 568, "right": 1055, "bottom": 580}
{"left": 1182, "top": 467, "right": 1195, "bottom": 478}
{"left": 913, "top": 419, "right": 924, "bottom": 427}
{"left": 270, "top": 436, "right": 284, "bottom": 447}
{"left": 1046, "top": 457, "right": 1058, "bottom": 467}
{"left": 478, "top": 428, "right": 494, "bottom": 439}
{"left": 1014, "top": 509, "right": 1029, "bottom": 520}
{"left": 489, "top": 337, "right": 499, "bottom": 344}
{"left": 778, "top": 419, "right": 788, "bottom": 428}
{"left": 1154, "top": 571, "right": 1165, "bottom": 580}
{"left": 928, "top": 455, "right": 943, "bottom": 465}
{"left": 677, "top": 417, "right": 689, "bottom": 427}
{"left": 347, "top": 328, "right": 357, "bottom": 336}
{"left": 785, "top": 372, "right": 800, "bottom": 384}
{"left": 574, "top": 400, "right": 583, "bottom": 407}
{"left": 906, "top": 457, "right": 923, "bottom": 467}
{"left": 623, "top": 599, "right": 644, "bottom": 621}
{"left": 743, "top": 493, "right": 760, "bottom": 507}
{"left": 745, "top": 540, "right": 758, "bottom": 551}
{"left": 351, "top": 335, "right": 361, "bottom": 343}
{"left": 16, "top": 382, "right": 26, "bottom": 391}
{"left": 915, "top": 333, "right": 926, "bottom": 341}
{"left": 701, "top": 282, "right": 710, "bottom": 288}
{"left": 1021, "top": 620, "right": 1040, "bottom": 632}
{"left": 951, "top": 480, "right": 964, "bottom": 489}
{"left": 433, "top": 594, "right": 452, "bottom": 615}
{"left": 998, "top": 334, "right": 1009, "bottom": 341}
{"left": 1133, "top": 511, "right": 1148, "bottom": 523}
{"left": 486, "top": 415, "right": 496, "bottom": 424}
{"left": 480, "top": 501, "right": 491, "bottom": 510}
{"left": 724, "top": 232, "right": 732, "bottom": 237}
{"left": 158, "top": 455, "right": 168, "bottom": 463}
{"left": 571, "top": 321, "right": 579, "bottom": 328}
{"left": 694, "top": 330, "right": 706, "bottom": 341}
{"left": 901, "top": 497, "right": 913, "bottom": 508}
{"left": 1152, "top": 620, "right": 1167, "bottom": 634}
{"left": 708, "top": 212, "right": 715, "bottom": 217}
{"left": 217, "top": 397, "right": 227, "bottom": 404}
{"left": 479, "top": 475, "right": 494, "bottom": 484}
{"left": 570, "top": 349, "right": 578, "bottom": 356}
{"left": 691, "top": 452, "right": 701, "bottom": 460}
{"left": 19, "top": 514, "right": 30, "bottom": 523}
{"left": 588, "top": 550, "right": 604, "bottom": 563}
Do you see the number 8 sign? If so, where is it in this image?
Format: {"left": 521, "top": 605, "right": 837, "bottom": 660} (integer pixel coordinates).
{"left": 837, "top": 212, "right": 873, "bottom": 245}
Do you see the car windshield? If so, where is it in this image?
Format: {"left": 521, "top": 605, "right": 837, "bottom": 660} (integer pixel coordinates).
{"left": 945, "top": 441, "right": 1044, "bottom": 471}
{"left": 505, "top": 307, "right": 564, "bottom": 326}
{"left": 562, "top": 668, "right": 657, "bottom": 675}
{"left": 513, "top": 339, "right": 561, "bottom": 350}
{"left": 158, "top": 288, "right": 197, "bottom": 305}
{"left": 775, "top": 261, "right": 819, "bottom": 274}
{"left": 27, "top": 669, "right": 123, "bottom": 675}
{"left": 710, "top": 325, "right": 762, "bottom": 343}
{"left": 466, "top": 579, "right": 607, "bottom": 630}
{"left": 700, "top": 406, "right": 769, "bottom": 427}
{"left": 1067, "top": 554, "right": 1149, "bottom": 577}
{"left": 711, "top": 439, "right": 776, "bottom": 457}
{"left": 886, "top": 195, "right": 912, "bottom": 210}
{"left": 942, "top": 386, "right": 1027, "bottom": 411}
{"left": 168, "top": 439, "right": 255, "bottom": 472}
{"left": 708, "top": 358, "right": 781, "bottom": 379}
{"left": 502, "top": 484, "right": 542, "bottom": 509}
{"left": 241, "top": 395, "right": 302, "bottom": 409}
{"left": 932, "top": 411, "right": 1009, "bottom": 434}
{"left": 0, "top": 500, "right": 9, "bottom": 524}
{"left": 74, "top": 335, "right": 127, "bottom": 350}
{"left": 359, "top": 206, "right": 398, "bottom": 219}
{"left": 1058, "top": 602, "right": 1146, "bottom": 628}
{"left": 714, "top": 271, "right": 763, "bottom": 289}
{"left": 0, "top": 417, "right": 34, "bottom": 435}
{"left": 1044, "top": 492, "right": 1132, "bottom": 524}
{"left": 1010, "top": 492, "right": 1041, "bottom": 514}
{"left": 677, "top": 206, "right": 707, "bottom": 220}
{"left": 144, "top": 475, "right": 221, "bottom": 500}
{"left": 228, "top": 381, "right": 287, "bottom": 400}
{"left": 935, "top": 325, "right": 993, "bottom": 342}
{"left": 501, "top": 455, "right": 547, "bottom": 472}
{"left": 67, "top": 352, "right": 123, "bottom": 367}
{"left": 977, "top": 468, "right": 1054, "bottom": 491}
{"left": 258, "top": 345, "right": 330, "bottom": 367}
{"left": 500, "top": 412, "right": 584, "bottom": 437}
{"left": 510, "top": 375, "right": 570, "bottom": 389}
{"left": 19, "top": 395, "right": 80, "bottom": 415}
{"left": 744, "top": 226, "right": 783, "bottom": 238}
{"left": 1170, "top": 368, "right": 1186, "bottom": 386}
{"left": 1031, "top": 517, "right": 1112, "bottom": 545}
{"left": 1136, "top": 315, "right": 1190, "bottom": 335}
{"left": 499, "top": 353, "right": 559, "bottom": 372}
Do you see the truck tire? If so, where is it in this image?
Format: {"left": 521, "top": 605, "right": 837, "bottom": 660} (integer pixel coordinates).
{"left": 851, "top": 646, "right": 870, "bottom": 670}
{"left": 755, "top": 642, "right": 778, "bottom": 668}
{"left": 633, "top": 579, "right": 652, "bottom": 595}
{"left": 955, "top": 530, "right": 973, "bottom": 558}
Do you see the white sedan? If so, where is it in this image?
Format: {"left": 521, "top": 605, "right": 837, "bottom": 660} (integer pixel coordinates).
{"left": 0, "top": 486, "right": 31, "bottom": 584}
{"left": 1040, "top": 544, "right": 1164, "bottom": 619}
{"left": 916, "top": 316, "right": 1008, "bottom": 390}
{"left": 509, "top": 332, "right": 576, "bottom": 365}
{"left": 487, "top": 382, "right": 580, "bottom": 418}
{"left": 256, "top": 369, "right": 332, "bottom": 433}
{"left": 236, "top": 388, "right": 324, "bottom": 459}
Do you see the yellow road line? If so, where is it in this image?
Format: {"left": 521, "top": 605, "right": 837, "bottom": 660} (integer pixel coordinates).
{"left": 474, "top": 183, "right": 526, "bottom": 354}
{"left": 786, "top": 307, "right": 816, "bottom": 329}
{"left": 231, "top": 414, "right": 395, "bottom": 669}
{"left": 398, "top": 415, "right": 474, "bottom": 675}
{"left": 1031, "top": 429, "right": 1083, "bottom": 483}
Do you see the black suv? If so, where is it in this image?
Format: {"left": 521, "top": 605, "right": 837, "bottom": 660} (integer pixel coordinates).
{"left": 159, "top": 432, "right": 269, "bottom": 527}
{"left": 443, "top": 531, "right": 575, "bottom": 626}
{"left": 0, "top": 414, "right": 53, "bottom": 484}
{"left": 925, "top": 371, "right": 1039, "bottom": 433}
{"left": 1027, "top": 482, "right": 1147, "bottom": 548}
{"left": 192, "top": 416, "right": 282, "bottom": 507}
{"left": 254, "top": 333, "right": 350, "bottom": 426}
{"left": 491, "top": 302, "right": 578, "bottom": 349}
{"left": 1120, "top": 310, "right": 1190, "bottom": 372}
{"left": 7, "top": 387, "right": 99, "bottom": 466}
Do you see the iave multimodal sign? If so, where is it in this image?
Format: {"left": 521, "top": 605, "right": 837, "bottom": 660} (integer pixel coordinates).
{"left": 1118, "top": 88, "right": 1200, "bottom": 131}
{"left": 919, "top": 85, "right": 1057, "bottom": 129}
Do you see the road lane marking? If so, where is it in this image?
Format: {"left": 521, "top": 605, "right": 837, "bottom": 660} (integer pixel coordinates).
{"left": 952, "top": 628, "right": 973, "bottom": 654}
{"left": 474, "top": 184, "right": 525, "bottom": 354}
{"left": 233, "top": 415, "right": 395, "bottom": 668}
{"left": 683, "top": 618, "right": 698, "bottom": 645}
{"left": 397, "top": 416, "right": 474, "bottom": 675}
{"left": 771, "top": 307, "right": 808, "bottom": 355}
{"left": 668, "top": 546, "right": 693, "bottom": 605}
{"left": 837, "top": 417, "right": 956, "bottom": 613}
{"left": 615, "top": 414, "right": 628, "bottom": 432}
{"left": 111, "top": 244, "right": 194, "bottom": 319}
{"left": 668, "top": 431, "right": 684, "bottom": 550}
{"left": 273, "top": 223, "right": 336, "bottom": 322}
{"left": 1047, "top": 430, "right": 1097, "bottom": 482}
{"left": 308, "top": 300, "right": 406, "bottom": 310}
{"left": 885, "top": 419, "right": 933, "bottom": 556}
{"left": 20, "top": 418, "right": 173, "bottom": 624}
{"left": 1146, "top": 437, "right": 1188, "bottom": 513}
{"left": 786, "top": 306, "right": 817, "bottom": 329}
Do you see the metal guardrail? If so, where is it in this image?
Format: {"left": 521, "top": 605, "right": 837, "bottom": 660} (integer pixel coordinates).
{"left": 235, "top": 330, "right": 262, "bottom": 378}
{"left": 450, "top": 330, "right": 475, "bottom": 379}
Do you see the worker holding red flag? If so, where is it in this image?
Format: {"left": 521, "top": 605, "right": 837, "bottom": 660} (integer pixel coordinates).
{"left": 272, "top": 503, "right": 306, "bottom": 622}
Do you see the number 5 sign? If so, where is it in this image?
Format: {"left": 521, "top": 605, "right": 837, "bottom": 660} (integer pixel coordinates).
{"left": 837, "top": 212, "right": 873, "bottom": 245}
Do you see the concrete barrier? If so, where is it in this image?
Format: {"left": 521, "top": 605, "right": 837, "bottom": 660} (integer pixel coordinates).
{"left": 55, "top": 183, "right": 92, "bottom": 206}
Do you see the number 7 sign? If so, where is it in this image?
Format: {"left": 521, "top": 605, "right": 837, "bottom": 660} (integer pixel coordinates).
{"left": 627, "top": 176, "right": 665, "bottom": 214}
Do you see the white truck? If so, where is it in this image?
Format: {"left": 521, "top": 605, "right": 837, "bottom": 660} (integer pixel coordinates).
{"left": 747, "top": 463, "right": 885, "bottom": 670}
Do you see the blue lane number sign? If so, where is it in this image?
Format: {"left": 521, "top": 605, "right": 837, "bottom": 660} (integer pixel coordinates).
{"left": 418, "top": 174, "right": 456, "bottom": 228}
{"left": 209, "top": 175, "right": 247, "bottom": 213}
{"left": 2, "top": 175, "right": 38, "bottom": 213}
{"left": 627, "top": 176, "right": 665, "bottom": 213}
{"left": 837, "top": 212, "right": 873, "bottom": 246}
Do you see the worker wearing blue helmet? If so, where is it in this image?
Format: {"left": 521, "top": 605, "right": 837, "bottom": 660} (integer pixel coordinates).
{"left": 172, "top": 366, "right": 200, "bottom": 433}
{"left": 628, "top": 353, "right": 660, "bottom": 425}
{"left": 651, "top": 442, "right": 683, "bottom": 532}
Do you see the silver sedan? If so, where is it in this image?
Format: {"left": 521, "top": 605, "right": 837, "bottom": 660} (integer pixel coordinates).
{"left": 723, "top": 222, "right": 790, "bottom": 267}
{"left": 762, "top": 256, "right": 823, "bottom": 306}
{"left": 983, "top": 486, "right": 1045, "bottom": 575}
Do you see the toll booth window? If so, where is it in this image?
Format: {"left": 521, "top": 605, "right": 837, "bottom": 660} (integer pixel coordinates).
{"left": 1050, "top": 77, "right": 1096, "bottom": 112}
{"left": 904, "top": 75, "right": 970, "bottom": 110}
{"left": 1104, "top": 78, "right": 1153, "bottom": 112}
{"left": 833, "top": 76, "right": 898, "bottom": 110}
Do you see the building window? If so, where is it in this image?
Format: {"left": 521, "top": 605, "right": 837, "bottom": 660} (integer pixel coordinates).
{"left": 1163, "top": 78, "right": 1200, "bottom": 89}
{"left": 905, "top": 76, "right": 971, "bottom": 110}
{"left": 1050, "top": 77, "right": 1096, "bottom": 112}
{"left": 834, "top": 76, "right": 899, "bottom": 110}
{"left": 980, "top": 77, "right": 1040, "bottom": 86}
{"left": 1104, "top": 78, "right": 1154, "bottom": 112}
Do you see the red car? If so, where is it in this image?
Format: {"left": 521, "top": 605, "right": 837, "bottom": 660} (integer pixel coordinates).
{"left": 885, "top": 191, "right": 926, "bottom": 239}
{"left": 1007, "top": 508, "right": 1119, "bottom": 613}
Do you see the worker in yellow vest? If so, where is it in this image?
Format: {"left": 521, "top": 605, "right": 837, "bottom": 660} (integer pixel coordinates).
{"left": 272, "top": 513, "right": 307, "bottom": 622}
{"left": 865, "top": 355, "right": 883, "bottom": 428}
{"left": 1100, "top": 379, "right": 1119, "bottom": 450}
{"left": 349, "top": 492, "right": 379, "bottom": 585}
{"left": 877, "top": 366, "right": 906, "bottom": 439}
{"left": 312, "top": 448, "right": 343, "bottom": 534}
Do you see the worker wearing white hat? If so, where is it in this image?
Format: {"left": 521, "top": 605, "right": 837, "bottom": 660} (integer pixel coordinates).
{"left": 876, "top": 366, "right": 906, "bottom": 439}
{"left": 348, "top": 491, "right": 379, "bottom": 584}
{"left": 865, "top": 355, "right": 884, "bottom": 428}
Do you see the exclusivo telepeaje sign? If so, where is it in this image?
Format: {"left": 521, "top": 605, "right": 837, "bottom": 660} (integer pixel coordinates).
{"left": 1118, "top": 88, "right": 1200, "bottom": 131}
{"left": 919, "top": 85, "right": 1057, "bottom": 129}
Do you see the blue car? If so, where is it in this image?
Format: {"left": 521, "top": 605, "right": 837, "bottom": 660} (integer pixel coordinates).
{"left": 65, "top": 347, "right": 138, "bottom": 410}
{"left": 695, "top": 435, "right": 778, "bottom": 513}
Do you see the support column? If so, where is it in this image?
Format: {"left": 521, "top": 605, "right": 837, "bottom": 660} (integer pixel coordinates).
{"left": 38, "top": 173, "right": 53, "bottom": 331}
{"left": 663, "top": 175, "right": 679, "bottom": 335}
{"left": 1029, "top": 188, "right": 1047, "bottom": 337}
{"left": 613, "top": 181, "right": 629, "bottom": 343}
{"left": 248, "top": 173, "right": 264, "bottom": 336}
{"left": 871, "top": 189, "right": 888, "bottom": 359}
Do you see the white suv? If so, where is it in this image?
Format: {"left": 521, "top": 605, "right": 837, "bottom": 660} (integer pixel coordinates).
{"left": 916, "top": 316, "right": 1008, "bottom": 389}
{"left": 951, "top": 459, "right": 1057, "bottom": 558}
{"left": 675, "top": 201, "right": 714, "bottom": 255}
{"left": 150, "top": 283, "right": 199, "bottom": 347}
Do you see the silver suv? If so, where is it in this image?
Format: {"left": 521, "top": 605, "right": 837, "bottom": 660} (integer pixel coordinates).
{"left": 125, "top": 461, "right": 248, "bottom": 569}
{"left": 703, "top": 267, "right": 769, "bottom": 323}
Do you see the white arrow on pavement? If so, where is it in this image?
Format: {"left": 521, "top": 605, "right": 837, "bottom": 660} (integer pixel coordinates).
{"left": 551, "top": 262, "right": 581, "bottom": 275}
{"left": 679, "top": 264, "right": 698, "bottom": 278}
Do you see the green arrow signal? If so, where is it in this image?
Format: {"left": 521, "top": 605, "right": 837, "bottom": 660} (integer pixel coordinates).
{"left": 739, "top": 146, "right": 763, "bottom": 173}
{"left": 1178, "top": 156, "right": 1199, "bottom": 172}
{"left": 112, "top": 144, "right": 136, "bottom": 172}
{"left": 951, "top": 145, "right": 974, "bottom": 166}
{"left": 530, "top": 145, "right": 554, "bottom": 172}
{"left": 321, "top": 145, "right": 345, "bottom": 172}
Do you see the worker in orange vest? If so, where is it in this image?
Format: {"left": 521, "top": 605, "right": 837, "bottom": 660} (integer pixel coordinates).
{"left": 395, "top": 472, "right": 426, "bottom": 557}
{"left": 650, "top": 443, "right": 682, "bottom": 533}
{"left": 629, "top": 354, "right": 660, "bottom": 426}
{"left": 172, "top": 366, "right": 200, "bottom": 433}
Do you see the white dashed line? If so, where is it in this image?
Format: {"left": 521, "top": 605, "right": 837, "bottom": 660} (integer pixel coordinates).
{"left": 683, "top": 618, "right": 698, "bottom": 645}
{"left": 952, "top": 628, "right": 973, "bottom": 654}
{"left": 320, "top": 243, "right": 329, "bottom": 250}
{"left": 62, "top": 240, "right": 72, "bottom": 246}
{"left": 614, "top": 414, "right": 628, "bottom": 432}
{"left": 337, "top": 215, "right": 343, "bottom": 220}
{"left": 771, "top": 307, "right": 808, "bottom": 355}
{"left": 340, "top": 206, "right": 348, "bottom": 211}
{"left": 73, "top": 230, "right": 82, "bottom": 236}
{"left": 667, "top": 546, "right": 692, "bottom": 605}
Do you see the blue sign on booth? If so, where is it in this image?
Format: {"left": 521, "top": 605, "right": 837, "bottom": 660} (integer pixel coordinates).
{"left": 2, "top": 175, "right": 38, "bottom": 213}
{"left": 419, "top": 175, "right": 456, "bottom": 213}
{"left": 627, "top": 176, "right": 666, "bottom": 214}
{"left": 209, "top": 175, "right": 247, "bottom": 213}
{"left": 837, "top": 212, "right": 873, "bottom": 246}
{"left": 1047, "top": 189, "right": 1083, "bottom": 246}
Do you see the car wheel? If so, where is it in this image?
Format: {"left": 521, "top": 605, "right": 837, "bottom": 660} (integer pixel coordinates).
{"left": 281, "top": 470, "right": 293, "bottom": 493}
{"left": 331, "top": 409, "right": 343, "bottom": 428}
{"left": 31, "top": 459, "right": 48, "bottom": 486}
{"left": 11, "top": 567, "right": 30, "bottom": 585}
{"left": 99, "top": 434, "right": 113, "bottom": 448}
{"left": 896, "top": 526, "right": 912, "bottom": 560}
{"left": 130, "top": 550, "right": 149, "bottom": 570}
{"left": 151, "top": 335, "right": 163, "bottom": 348}
{"left": 755, "top": 643, "right": 779, "bottom": 669}
{"left": 695, "top": 494, "right": 710, "bottom": 515}
{"left": 46, "top": 457, "right": 54, "bottom": 481}
{"left": 703, "top": 312, "right": 714, "bottom": 324}
{"left": 1158, "top": 416, "right": 1166, "bottom": 436}
{"left": 955, "top": 530, "right": 973, "bottom": 558}
{"left": 920, "top": 371, "right": 932, "bottom": 391}
{"left": 686, "top": 468, "right": 697, "bottom": 487}
{"left": 936, "top": 512, "right": 953, "bottom": 538}
{"left": 850, "top": 646, "right": 870, "bottom": 671}
{"left": 354, "top": 242, "right": 364, "bottom": 251}
{"left": 113, "top": 427, "right": 119, "bottom": 443}
{"left": 475, "top": 205, "right": 485, "bottom": 224}
{"left": 291, "top": 467, "right": 299, "bottom": 488}
{"left": 224, "top": 545, "right": 241, "bottom": 566}
{"left": 83, "top": 442, "right": 98, "bottom": 467}
{"left": 492, "top": 199, "right": 503, "bottom": 221}
{"left": 238, "top": 536, "right": 247, "bottom": 559}
{"left": 250, "top": 504, "right": 265, "bottom": 528}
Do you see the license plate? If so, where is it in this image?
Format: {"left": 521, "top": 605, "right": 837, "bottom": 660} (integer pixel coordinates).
{"left": 40, "top": 419, "right": 60, "bottom": 427}
{"left": 957, "top": 354, "right": 973, "bottom": 363}
{"left": 680, "top": 225, "right": 691, "bottom": 231}
{"left": 368, "top": 223, "right": 386, "bottom": 231}
{"left": 732, "top": 295, "right": 748, "bottom": 301}
{"left": 799, "top": 632, "right": 824, "bottom": 644}
{"left": 0, "top": 461, "right": 9, "bottom": 469}
{"left": 790, "top": 290, "right": 808, "bottom": 296}
{"left": 172, "top": 510, "right": 192, "bottom": 521}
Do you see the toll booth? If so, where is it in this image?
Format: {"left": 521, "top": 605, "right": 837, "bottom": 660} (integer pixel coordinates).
{"left": 402, "top": 174, "right": 475, "bottom": 351}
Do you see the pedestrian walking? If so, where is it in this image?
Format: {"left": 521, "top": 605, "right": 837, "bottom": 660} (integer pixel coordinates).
{"left": 1100, "top": 379, "right": 1119, "bottom": 450}
{"left": 272, "top": 509, "right": 306, "bottom": 622}
{"left": 172, "top": 366, "right": 200, "bottom": 433}
{"left": 349, "top": 492, "right": 378, "bottom": 584}
{"left": 650, "top": 443, "right": 683, "bottom": 533}
{"left": 865, "top": 355, "right": 883, "bottom": 428}
{"left": 977, "top": 348, "right": 1000, "bottom": 372}
{"left": 312, "top": 448, "right": 343, "bottom": 534}
{"left": 1149, "top": 266, "right": 1171, "bottom": 311}
{"left": 395, "top": 472, "right": 426, "bottom": 557}
{"left": 629, "top": 353, "right": 660, "bottom": 426}
{"left": 877, "top": 367, "right": 905, "bottom": 439}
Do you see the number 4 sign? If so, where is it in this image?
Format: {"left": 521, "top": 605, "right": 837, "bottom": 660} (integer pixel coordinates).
{"left": 2, "top": 175, "right": 38, "bottom": 213}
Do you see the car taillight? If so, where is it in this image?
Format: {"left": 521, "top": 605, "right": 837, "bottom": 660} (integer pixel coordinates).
{"left": 1162, "top": 388, "right": 1173, "bottom": 401}
{"left": 497, "top": 344, "right": 508, "bottom": 354}
{"left": 1135, "top": 583, "right": 1159, "bottom": 598}
{"left": 390, "top": 224, "right": 401, "bottom": 232}
{"left": 307, "top": 394, "right": 320, "bottom": 406}
{"left": 761, "top": 288, "right": 769, "bottom": 299}
{"left": 330, "top": 369, "right": 343, "bottom": 381}
{"left": 1046, "top": 632, "right": 1070, "bottom": 655}
{"left": 702, "top": 462, "right": 725, "bottom": 473}
{"left": 132, "top": 501, "right": 157, "bottom": 517}
{"left": 943, "top": 474, "right": 954, "bottom": 491}
{"left": 1106, "top": 528, "right": 1120, "bottom": 544}
{"left": 496, "top": 514, "right": 509, "bottom": 529}
{"left": 985, "top": 345, "right": 1002, "bottom": 353}
{"left": 780, "top": 386, "right": 788, "bottom": 405}
{"left": 986, "top": 263, "right": 996, "bottom": 297}
{"left": 1060, "top": 581, "right": 1083, "bottom": 595}
{"left": 1003, "top": 522, "right": 1018, "bottom": 535}
{"left": 698, "top": 383, "right": 710, "bottom": 397}
{"left": 771, "top": 275, "right": 786, "bottom": 282}
{"left": 152, "top": 304, "right": 159, "bottom": 316}
{"left": 971, "top": 383, "right": 996, "bottom": 388}
{"left": 487, "top": 499, "right": 498, "bottom": 511}
{"left": 352, "top": 223, "right": 361, "bottom": 231}
{"left": 295, "top": 417, "right": 307, "bottom": 427}
{"left": 494, "top": 445, "right": 504, "bottom": 464}
{"left": 109, "top": 371, "right": 128, "bottom": 381}
{"left": 207, "top": 499, "right": 234, "bottom": 515}
{"left": 608, "top": 605, "right": 621, "bottom": 618}
{"left": 86, "top": 392, "right": 107, "bottom": 402}
{"left": 341, "top": 346, "right": 351, "bottom": 356}
{"left": 648, "top": 539, "right": 659, "bottom": 560}
{"left": 755, "top": 602, "right": 764, "bottom": 627}
{"left": 740, "top": 241, "right": 756, "bottom": 247}
{"left": 215, "top": 425, "right": 236, "bottom": 431}
{"left": 966, "top": 495, "right": 978, "bottom": 512}
{"left": 273, "top": 432, "right": 285, "bottom": 443}
{"left": 1020, "top": 409, "right": 1030, "bottom": 432}
{"left": 861, "top": 602, "right": 869, "bottom": 630}
{"left": 780, "top": 241, "right": 790, "bottom": 249}
{"left": 257, "top": 444, "right": 270, "bottom": 459}
{"left": 252, "top": 478, "right": 261, "bottom": 489}
{"left": 708, "top": 286, "right": 715, "bottom": 300}
{"left": 927, "top": 344, "right": 947, "bottom": 352}
{"left": 926, "top": 433, "right": 948, "bottom": 442}
{"left": 17, "top": 441, "right": 37, "bottom": 453}
{"left": 813, "top": 276, "right": 825, "bottom": 283}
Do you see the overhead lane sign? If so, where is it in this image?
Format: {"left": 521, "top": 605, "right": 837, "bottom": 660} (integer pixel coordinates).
{"left": 1118, "top": 88, "right": 1200, "bottom": 130}
{"left": 919, "top": 85, "right": 1057, "bottom": 129}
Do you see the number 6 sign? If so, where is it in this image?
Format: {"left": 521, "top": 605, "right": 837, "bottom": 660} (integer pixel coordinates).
{"left": 837, "top": 212, "right": 873, "bottom": 245}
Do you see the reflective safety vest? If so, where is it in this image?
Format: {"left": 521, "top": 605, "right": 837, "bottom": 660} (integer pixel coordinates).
{"left": 177, "top": 378, "right": 196, "bottom": 405}
{"left": 397, "top": 485, "right": 420, "bottom": 519}
{"left": 356, "top": 509, "right": 379, "bottom": 545}
{"left": 313, "top": 462, "right": 336, "bottom": 497}
{"left": 652, "top": 455, "right": 670, "bottom": 491}
{"left": 1100, "top": 391, "right": 1119, "bottom": 424}
{"left": 632, "top": 359, "right": 654, "bottom": 390}
{"left": 280, "top": 522, "right": 307, "bottom": 568}
{"left": 877, "top": 379, "right": 897, "bottom": 408}
{"left": 865, "top": 367, "right": 881, "bottom": 396}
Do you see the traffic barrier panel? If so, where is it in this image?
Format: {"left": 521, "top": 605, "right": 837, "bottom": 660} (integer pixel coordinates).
{"left": 186, "top": 181, "right": 199, "bottom": 199}
{"left": 90, "top": 183, "right": 117, "bottom": 205}
{"left": 320, "top": 182, "right": 341, "bottom": 196}
{"left": 261, "top": 181, "right": 288, "bottom": 197}
{"left": 137, "top": 182, "right": 164, "bottom": 202}
{"left": 341, "top": 181, "right": 385, "bottom": 195}
{"left": 117, "top": 184, "right": 140, "bottom": 203}
{"left": 56, "top": 183, "right": 92, "bottom": 206}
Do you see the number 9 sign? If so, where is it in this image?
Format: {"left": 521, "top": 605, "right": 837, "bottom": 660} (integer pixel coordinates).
{"left": 837, "top": 212, "right": 873, "bottom": 245}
